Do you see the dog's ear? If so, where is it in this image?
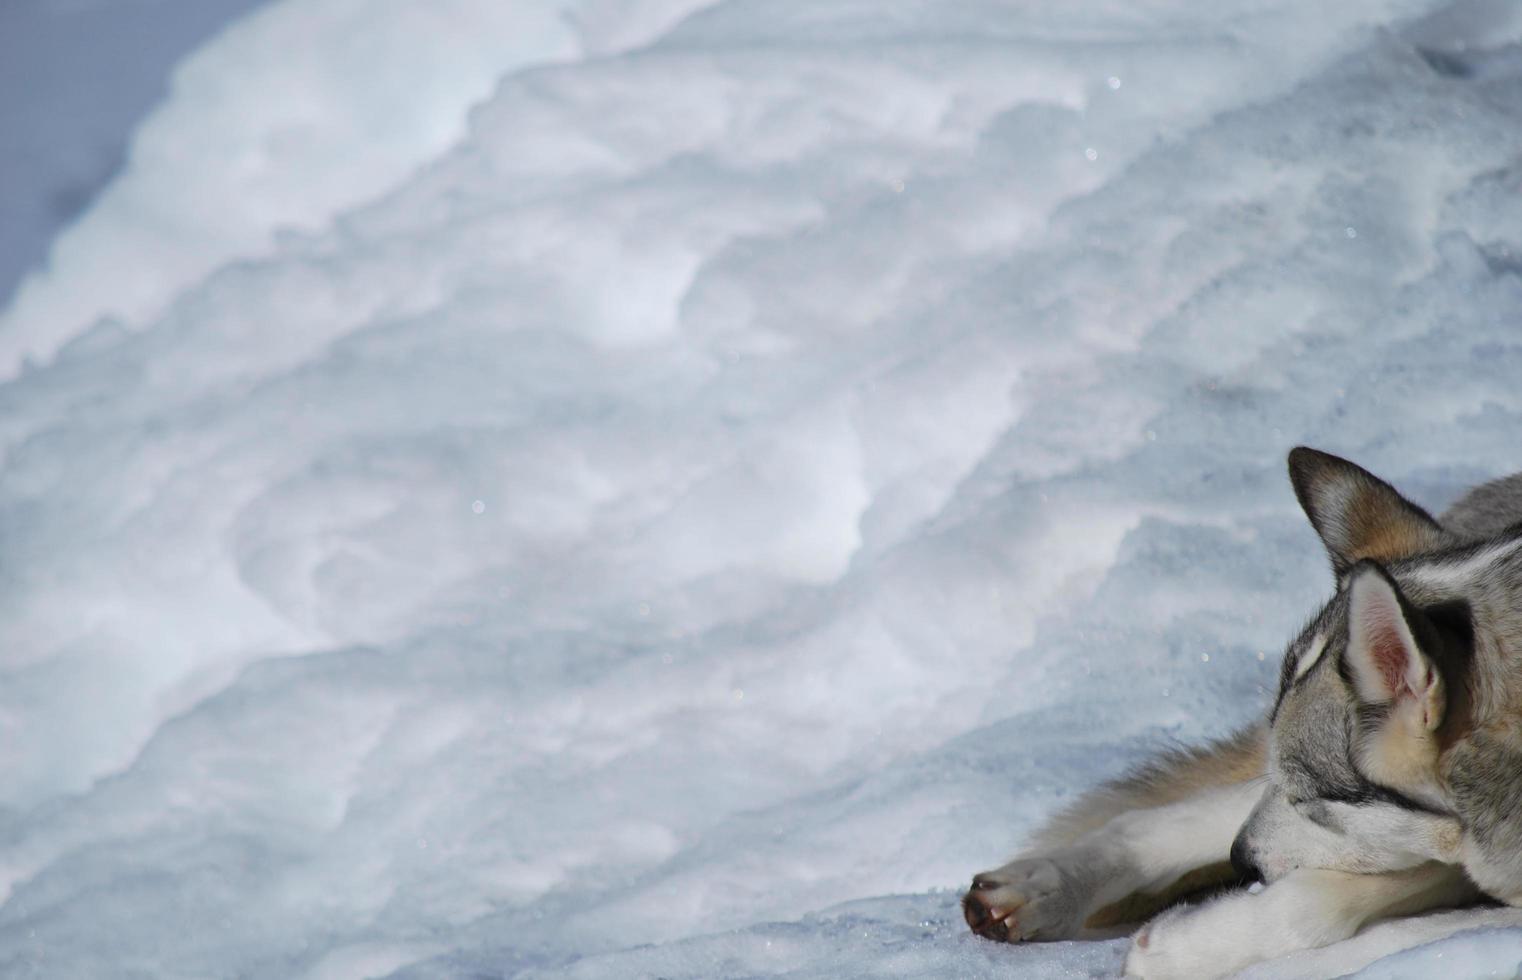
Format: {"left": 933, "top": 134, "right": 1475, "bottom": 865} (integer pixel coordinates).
{"left": 1343, "top": 562, "right": 1445, "bottom": 730}
{"left": 1287, "top": 447, "right": 1449, "bottom": 578}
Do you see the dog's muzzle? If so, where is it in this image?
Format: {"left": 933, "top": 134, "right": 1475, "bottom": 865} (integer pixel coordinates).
{"left": 1230, "top": 834, "right": 1263, "bottom": 885}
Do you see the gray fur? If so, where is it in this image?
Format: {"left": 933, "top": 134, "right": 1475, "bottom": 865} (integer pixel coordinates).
{"left": 1442, "top": 472, "right": 1522, "bottom": 539}
{"left": 1447, "top": 731, "right": 1522, "bottom": 899}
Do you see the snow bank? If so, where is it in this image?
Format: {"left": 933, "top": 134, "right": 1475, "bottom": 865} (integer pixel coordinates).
{"left": 4, "top": 0, "right": 1522, "bottom": 977}
{"left": 0, "top": 0, "right": 711, "bottom": 377}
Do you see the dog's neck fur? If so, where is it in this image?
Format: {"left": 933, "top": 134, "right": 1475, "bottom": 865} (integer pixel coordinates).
{"left": 1423, "top": 493, "right": 1522, "bottom": 898}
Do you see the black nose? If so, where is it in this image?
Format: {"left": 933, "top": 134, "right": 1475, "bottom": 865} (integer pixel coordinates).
{"left": 1230, "top": 835, "right": 1263, "bottom": 884}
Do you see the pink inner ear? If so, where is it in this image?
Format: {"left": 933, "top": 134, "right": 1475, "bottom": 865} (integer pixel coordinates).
{"left": 1366, "top": 615, "right": 1411, "bottom": 700}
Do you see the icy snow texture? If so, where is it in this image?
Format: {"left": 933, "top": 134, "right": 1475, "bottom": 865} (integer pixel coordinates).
{"left": 0, "top": 0, "right": 710, "bottom": 377}
{"left": 5, "top": 0, "right": 1522, "bottom": 977}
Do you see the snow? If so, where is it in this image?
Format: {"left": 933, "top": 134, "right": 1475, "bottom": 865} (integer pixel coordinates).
{"left": 0, "top": 0, "right": 710, "bottom": 377}
{"left": 4, "top": 0, "right": 1522, "bottom": 977}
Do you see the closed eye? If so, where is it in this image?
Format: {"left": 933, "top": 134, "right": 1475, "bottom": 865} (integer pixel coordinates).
{"left": 1295, "top": 800, "right": 1340, "bottom": 831}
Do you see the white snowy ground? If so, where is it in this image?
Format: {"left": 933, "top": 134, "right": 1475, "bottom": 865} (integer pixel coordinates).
{"left": 4, "top": 0, "right": 1522, "bottom": 977}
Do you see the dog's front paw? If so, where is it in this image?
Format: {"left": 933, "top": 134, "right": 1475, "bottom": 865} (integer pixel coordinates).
{"left": 1123, "top": 906, "right": 1206, "bottom": 980}
{"left": 1124, "top": 894, "right": 1262, "bottom": 980}
{"left": 962, "top": 855, "right": 1090, "bottom": 942}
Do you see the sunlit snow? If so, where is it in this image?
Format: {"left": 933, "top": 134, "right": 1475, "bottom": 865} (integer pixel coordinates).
{"left": 5, "top": 0, "right": 1522, "bottom": 977}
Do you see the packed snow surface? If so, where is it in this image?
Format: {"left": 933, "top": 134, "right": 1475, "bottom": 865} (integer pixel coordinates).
{"left": 5, "top": 0, "right": 1522, "bottom": 977}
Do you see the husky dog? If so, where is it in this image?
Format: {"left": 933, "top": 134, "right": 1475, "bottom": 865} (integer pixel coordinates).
{"left": 962, "top": 448, "right": 1522, "bottom": 978}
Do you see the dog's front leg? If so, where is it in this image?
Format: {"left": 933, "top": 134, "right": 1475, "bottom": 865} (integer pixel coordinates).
{"left": 1123, "top": 861, "right": 1478, "bottom": 979}
{"left": 964, "top": 781, "right": 1261, "bottom": 941}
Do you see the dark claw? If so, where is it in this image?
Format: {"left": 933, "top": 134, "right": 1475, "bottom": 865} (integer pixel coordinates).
{"left": 962, "top": 893, "right": 986, "bottom": 929}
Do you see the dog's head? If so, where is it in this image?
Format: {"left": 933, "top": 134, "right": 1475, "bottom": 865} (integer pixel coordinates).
{"left": 1232, "top": 449, "right": 1477, "bottom": 882}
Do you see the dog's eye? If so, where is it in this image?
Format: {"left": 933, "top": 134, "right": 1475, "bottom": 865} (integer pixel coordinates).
{"left": 1294, "top": 800, "right": 1339, "bottom": 831}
